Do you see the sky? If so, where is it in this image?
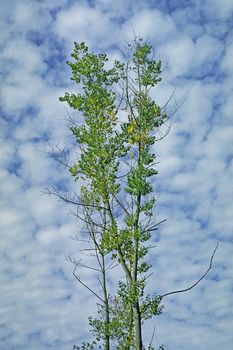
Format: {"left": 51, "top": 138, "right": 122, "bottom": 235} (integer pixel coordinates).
{"left": 0, "top": 0, "right": 233, "bottom": 349}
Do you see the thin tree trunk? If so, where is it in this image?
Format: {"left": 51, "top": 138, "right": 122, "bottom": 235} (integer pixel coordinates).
{"left": 102, "top": 253, "right": 110, "bottom": 350}
{"left": 133, "top": 301, "right": 143, "bottom": 350}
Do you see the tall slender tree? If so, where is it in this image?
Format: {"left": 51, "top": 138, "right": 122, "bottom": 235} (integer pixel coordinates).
{"left": 49, "top": 37, "right": 218, "bottom": 350}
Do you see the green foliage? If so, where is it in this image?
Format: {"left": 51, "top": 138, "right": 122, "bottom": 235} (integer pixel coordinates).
{"left": 140, "top": 295, "right": 164, "bottom": 320}
{"left": 60, "top": 37, "right": 167, "bottom": 350}
{"left": 73, "top": 341, "right": 97, "bottom": 350}
{"left": 145, "top": 345, "right": 164, "bottom": 350}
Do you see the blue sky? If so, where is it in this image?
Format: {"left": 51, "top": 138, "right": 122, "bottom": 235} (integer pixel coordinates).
{"left": 0, "top": 0, "right": 233, "bottom": 349}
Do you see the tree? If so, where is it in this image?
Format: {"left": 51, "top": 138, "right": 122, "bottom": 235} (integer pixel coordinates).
{"left": 48, "top": 38, "right": 218, "bottom": 350}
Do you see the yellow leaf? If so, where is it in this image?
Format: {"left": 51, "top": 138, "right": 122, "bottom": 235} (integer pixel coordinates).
{"left": 127, "top": 120, "right": 137, "bottom": 133}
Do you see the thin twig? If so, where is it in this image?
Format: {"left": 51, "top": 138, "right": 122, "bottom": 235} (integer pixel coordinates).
{"left": 43, "top": 186, "right": 106, "bottom": 211}
{"left": 144, "top": 219, "right": 167, "bottom": 233}
{"left": 112, "top": 193, "right": 131, "bottom": 216}
{"left": 160, "top": 244, "right": 219, "bottom": 299}
{"left": 73, "top": 264, "right": 104, "bottom": 303}
{"left": 149, "top": 324, "right": 156, "bottom": 348}
{"left": 78, "top": 262, "right": 101, "bottom": 272}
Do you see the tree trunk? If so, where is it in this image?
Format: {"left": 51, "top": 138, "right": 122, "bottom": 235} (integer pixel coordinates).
{"left": 133, "top": 301, "right": 143, "bottom": 350}
{"left": 102, "top": 254, "right": 110, "bottom": 350}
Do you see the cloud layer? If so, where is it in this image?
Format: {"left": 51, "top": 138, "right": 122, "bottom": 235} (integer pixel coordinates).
{"left": 0, "top": 1, "right": 232, "bottom": 349}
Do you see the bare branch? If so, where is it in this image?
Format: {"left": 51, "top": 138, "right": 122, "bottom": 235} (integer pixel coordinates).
{"left": 160, "top": 244, "right": 219, "bottom": 299}
{"left": 97, "top": 276, "right": 104, "bottom": 289}
{"left": 77, "top": 262, "right": 101, "bottom": 272}
{"left": 72, "top": 210, "right": 108, "bottom": 232}
{"left": 155, "top": 123, "right": 171, "bottom": 142}
{"left": 161, "top": 89, "right": 176, "bottom": 110}
{"left": 43, "top": 186, "right": 107, "bottom": 211}
{"left": 143, "top": 219, "right": 167, "bottom": 233}
{"left": 73, "top": 264, "right": 104, "bottom": 303}
{"left": 112, "top": 193, "right": 131, "bottom": 216}
{"left": 40, "top": 142, "right": 72, "bottom": 169}
{"left": 146, "top": 244, "right": 157, "bottom": 250}
{"left": 106, "top": 258, "right": 118, "bottom": 272}
{"left": 149, "top": 324, "right": 156, "bottom": 348}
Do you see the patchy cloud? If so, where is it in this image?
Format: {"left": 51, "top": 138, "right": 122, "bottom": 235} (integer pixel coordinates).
{"left": 0, "top": 0, "right": 232, "bottom": 349}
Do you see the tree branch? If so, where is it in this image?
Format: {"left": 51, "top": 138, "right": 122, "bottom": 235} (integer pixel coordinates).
{"left": 73, "top": 264, "right": 104, "bottom": 303}
{"left": 160, "top": 243, "right": 219, "bottom": 299}
{"left": 43, "top": 186, "right": 106, "bottom": 211}
{"left": 112, "top": 193, "right": 131, "bottom": 216}
{"left": 143, "top": 219, "right": 167, "bottom": 233}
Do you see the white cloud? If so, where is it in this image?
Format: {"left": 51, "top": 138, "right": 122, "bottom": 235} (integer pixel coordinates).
{"left": 221, "top": 41, "right": 233, "bottom": 75}
{"left": 160, "top": 34, "right": 223, "bottom": 78}
{"left": 0, "top": 38, "right": 45, "bottom": 115}
{"left": 54, "top": 4, "right": 121, "bottom": 49}
{"left": 161, "top": 36, "right": 195, "bottom": 76}
{"left": 0, "top": 1, "right": 233, "bottom": 350}
{"left": 0, "top": 142, "right": 15, "bottom": 168}
{"left": 204, "top": 0, "right": 233, "bottom": 20}
{"left": 123, "top": 8, "right": 176, "bottom": 44}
